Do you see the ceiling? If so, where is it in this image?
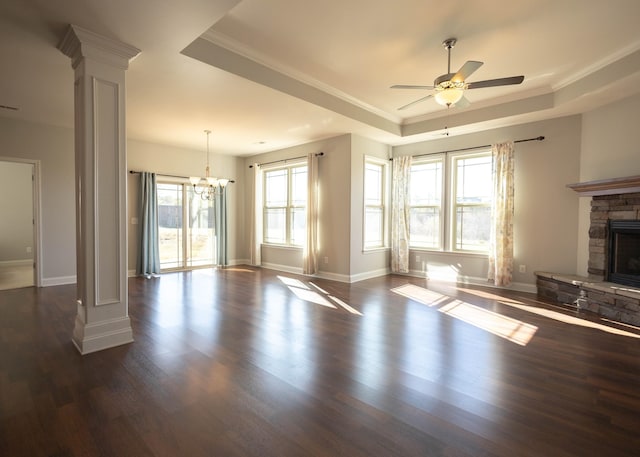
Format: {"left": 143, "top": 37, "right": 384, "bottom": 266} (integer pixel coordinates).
{"left": 2, "top": 0, "right": 640, "bottom": 156}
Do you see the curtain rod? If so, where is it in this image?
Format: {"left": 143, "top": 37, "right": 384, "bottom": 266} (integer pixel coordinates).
{"left": 249, "top": 151, "right": 324, "bottom": 168}
{"left": 128, "top": 170, "right": 235, "bottom": 184}
{"left": 393, "top": 135, "right": 545, "bottom": 160}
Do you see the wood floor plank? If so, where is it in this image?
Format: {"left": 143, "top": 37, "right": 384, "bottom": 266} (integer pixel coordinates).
{"left": 1, "top": 267, "right": 640, "bottom": 456}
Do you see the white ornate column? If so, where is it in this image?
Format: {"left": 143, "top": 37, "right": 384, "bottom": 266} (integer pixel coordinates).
{"left": 58, "top": 25, "right": 140, "bottom": 354}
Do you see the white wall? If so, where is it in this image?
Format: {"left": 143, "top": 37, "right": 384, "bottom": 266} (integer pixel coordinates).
{"left": 243, "top": 135, "right": 353, "bottom": 279}
{"left": 0, "top": 117, "right": 75, "bottom": 284}
{"left": 393, "top": 115, "right": 582, "bottom": 290}
{"left": 575, "top": 93, "right": 640, "bottom": 275}
{"left": 0, "top": 161, "right": 34, "bottom": 262}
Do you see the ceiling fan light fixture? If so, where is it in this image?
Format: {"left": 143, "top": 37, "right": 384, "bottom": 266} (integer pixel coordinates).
{"left": 434, "top": 87, "right": 464, "bottom": 106}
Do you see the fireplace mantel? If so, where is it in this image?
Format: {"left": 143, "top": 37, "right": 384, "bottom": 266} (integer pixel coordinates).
{"left": 567, "top": 175, "right": 640, "bottom": 196}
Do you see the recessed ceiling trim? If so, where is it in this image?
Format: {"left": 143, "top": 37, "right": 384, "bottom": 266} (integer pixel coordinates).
{"left": 182, "top": 36, "right": 402, "bottom": 136}
{"left": 202, "top": 29, "right": 402, "bottom": 125}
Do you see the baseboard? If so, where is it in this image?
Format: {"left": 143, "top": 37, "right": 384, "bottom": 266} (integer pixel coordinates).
{"left": 349, "top": 267, "right": 391, "bottom": 283}
{"left": 261, "top": 262, "right": 303, "bottom": 275}
{"left": 72, "top": 314, "right": 134, "bottom": 355}
{"left": 0, "top": 259, "right": 33, "bottom": 267}
{"left": 41, "top": 275, "right": 77, "bottom": 287}
{"left": 401, "top": 269, "right": 537, "bottom": 294}
{"left": 314, "top": 271, "right": 352, "bottom": 283}
{"left": 260, "top": 263, "right": 389, "bottom": 284}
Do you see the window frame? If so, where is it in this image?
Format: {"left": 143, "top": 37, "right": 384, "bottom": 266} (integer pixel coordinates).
{"left": 406, "top": 149, "right": 493, "bottom": 254}
{"left": 448, "top": 150, "right": 493, "bottom": 253}
{"left": 408, "top": 154, "right": 445, "bottom": 251}
{"left": 363, "top": 155, "right": 389, "bottom": 251}
{"left": 156, "top": 179, "right": 217, "bottom": 272}
{"left": 262, "top": 161, "right": 307, "bottom": 247}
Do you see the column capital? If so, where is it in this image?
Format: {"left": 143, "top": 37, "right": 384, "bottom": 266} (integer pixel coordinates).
{"left": 58, "top": 24, "right": 140, "bottom": 70}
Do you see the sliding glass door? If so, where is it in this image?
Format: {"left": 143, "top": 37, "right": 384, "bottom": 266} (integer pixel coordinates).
{"left": 157, "top": 182, "right": 216, "bottom": 270}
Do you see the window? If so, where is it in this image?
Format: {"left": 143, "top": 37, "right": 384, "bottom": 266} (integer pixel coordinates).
{"left": 364, "top": 157, "right": 388, "bottom": 249}
{"left": 407, "top": 150, "right": 492, "bottom": 253}
{"left": 409, "top": 158, "right": 443, "bottom": 249}
{"left": 157, "top": 182, "right": 216, "bottom": 270}
{"left": 263, "top": 164, "right": 307, "bottom": 246}
{"left": 451, "top": 153, "right": 492, "bottom": 252}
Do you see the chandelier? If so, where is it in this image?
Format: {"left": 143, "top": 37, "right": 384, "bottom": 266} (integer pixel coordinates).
{"left": 189, "top": 129, "right": 229, "bottom": 200}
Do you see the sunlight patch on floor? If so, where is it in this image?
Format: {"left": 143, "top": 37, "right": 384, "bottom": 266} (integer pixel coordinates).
{"left": 289, "top": 286, "right": 336, "bottom": 308}
{"left": 500, "top": 301, "right": 640, "bottom": 339}
{"left": 391, "top": 284, "right": 450, "bottom": 307}
{"left": 439, "top": 299, "right": 538, "bottom": 346}
{"left": 458, "top": 287, "right": 525, "bottom": 305}
{"left": 392, "top": 283, "right": 537, "bottom": 346}
{"left": 277, "top": 276, "right": 362, "bottom": 315}
{"left": 278, "top": 276, "right": 310, "bottom": 290}
{"left": 329, "top": 295, "right": 363, "bottom": 315}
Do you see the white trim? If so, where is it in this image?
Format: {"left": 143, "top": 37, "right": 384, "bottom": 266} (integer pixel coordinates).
{"left": 71, "top": 315, "right": 133, "bottom": 355}
{"left": 41, "top": 275, "right": 77, "bottom": 287}
{"left": 401, "top": 268, "right": 536, "bottom": 293}
{"left": 0, "top": 259, "right": 33, "bottom": 267}
{"left": 261, "top": 262, "right": 303, "bottom": 275}
{"left": 348, "top": 267, "right": 391, "bottom": 283}
{"left": 0, "top": 157, "right": 42, "bottom": 287}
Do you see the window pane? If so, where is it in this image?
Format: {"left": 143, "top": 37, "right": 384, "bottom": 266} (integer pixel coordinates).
{"left": 365, "top": 162, "right": 383, "bottom": 206}
{"left": 364, "top": 206, "right": 383, "bottom": 248}
{"left": 455, "top": 205, "right": 491, "bottom": 251}
{"left": 409, "top": 207, "right": 440, "bottom": 249}
{"left": 410, "top": 161, "right": 442, "bottom": 206}
{"left": 265, "top": 169, "right": 288, "bottom": 206}
{"left": 290, "top": 207, "right": 306, "bottom": 246}
{"left": 291, "top": 166, "right": 308, "bottom": 207}
{"left": 456, "top": 156, "right": 492, "bottom": 204}
{"left": 265, "top": 208, "right": 286, "bottom": 244}
{"left": 187, "top": 188, "right": 215, "bottom": 267}
{"left": 157, "top": 183, "right": 183, "bottom": 269}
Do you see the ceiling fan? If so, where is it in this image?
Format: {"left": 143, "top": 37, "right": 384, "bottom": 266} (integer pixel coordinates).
{"left": 391, "top": 38, "right": 524, "bottom": 110}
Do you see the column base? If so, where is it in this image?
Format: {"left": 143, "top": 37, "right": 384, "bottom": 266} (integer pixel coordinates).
{"left": 72, "top": 315, "right": 134, "bottom": 355}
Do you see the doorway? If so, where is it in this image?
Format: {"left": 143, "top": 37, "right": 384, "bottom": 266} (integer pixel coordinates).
{"left": 0, "top": 159, "right": 39, "bottom": 290}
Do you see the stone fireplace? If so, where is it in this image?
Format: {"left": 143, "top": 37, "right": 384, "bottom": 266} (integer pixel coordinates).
{"left": 536, "top": 176, "right": 640, "bottom": 326}
{"left": 587, "top": 193, "right": 640, "bottom": 285}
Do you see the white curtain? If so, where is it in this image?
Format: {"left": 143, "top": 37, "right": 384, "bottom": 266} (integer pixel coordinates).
{"left": 303, "top": 153, "right": 319, "bottom": 275}
{"left": 488, "top": 141, "right": 515, "bottom": 287}
{"left": 391, "top": 156, "right": 411, "bottom": 273}
{"left": 249, "top": 163, "right": 263, "bottom": 266}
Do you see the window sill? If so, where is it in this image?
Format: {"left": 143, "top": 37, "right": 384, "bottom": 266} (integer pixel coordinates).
{"left": 409, "top": 248, "right": 488, "bottom": 259}
{"left": 261, "top": 243, "right": 303, "bottom": 251}
{"left": 362, "top": 247, "right": 390, "bottom": 254}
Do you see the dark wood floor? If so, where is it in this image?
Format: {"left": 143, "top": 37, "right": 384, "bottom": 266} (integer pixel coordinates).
{"left": 1, "top": 267, "right": 640, "bottom": 456}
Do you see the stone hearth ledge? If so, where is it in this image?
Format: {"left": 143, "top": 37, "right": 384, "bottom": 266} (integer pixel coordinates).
{"left": 535, "top": 271, "right": 640, "bottom": 299}
{"left": 535, "top": 271, "right": 640, "bottom": 326}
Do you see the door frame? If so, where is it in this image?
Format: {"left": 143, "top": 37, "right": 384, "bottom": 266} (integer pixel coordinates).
{"left": 0, "top": 156, "right": 42, "bottom": 287}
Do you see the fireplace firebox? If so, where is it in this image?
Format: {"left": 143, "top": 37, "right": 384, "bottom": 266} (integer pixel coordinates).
{"left": 608, "top": 220, "right": 640, "bottom": 288}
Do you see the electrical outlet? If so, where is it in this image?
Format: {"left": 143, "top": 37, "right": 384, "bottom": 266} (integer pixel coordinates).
{"left": 416, "top": 255, "right": 421, "bottom": 262}
{"left": 324, "top": 256, "right": 329, "bottom": 264}
{"left": 26, "top": 246, "right": 32, "bottom": 253}
{"left": 519, "top": 265, "right": 526, "bottom": 273}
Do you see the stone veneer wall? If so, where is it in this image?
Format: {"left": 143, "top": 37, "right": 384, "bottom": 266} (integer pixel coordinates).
{"left": 535, "top": 190, "right": 640, "bottom": 326}
{"left": 587, "top": 192, "right": 640, "bottom": 280}
{"left": 536, "top": 272, "right": 640, "bottom": 326}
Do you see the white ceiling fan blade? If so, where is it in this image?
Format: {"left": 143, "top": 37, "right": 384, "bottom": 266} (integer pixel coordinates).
{"left": 398, "top": 94, "right": 433, "bottom": 110}
{"left": 452, "top": 61, "right": 483, "bottom": 82}
{"left": 391, "top": 84, "right": 434, "bottom": 90}
{"left": 454, "top": 95, "right": 470, "bottom": 109}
